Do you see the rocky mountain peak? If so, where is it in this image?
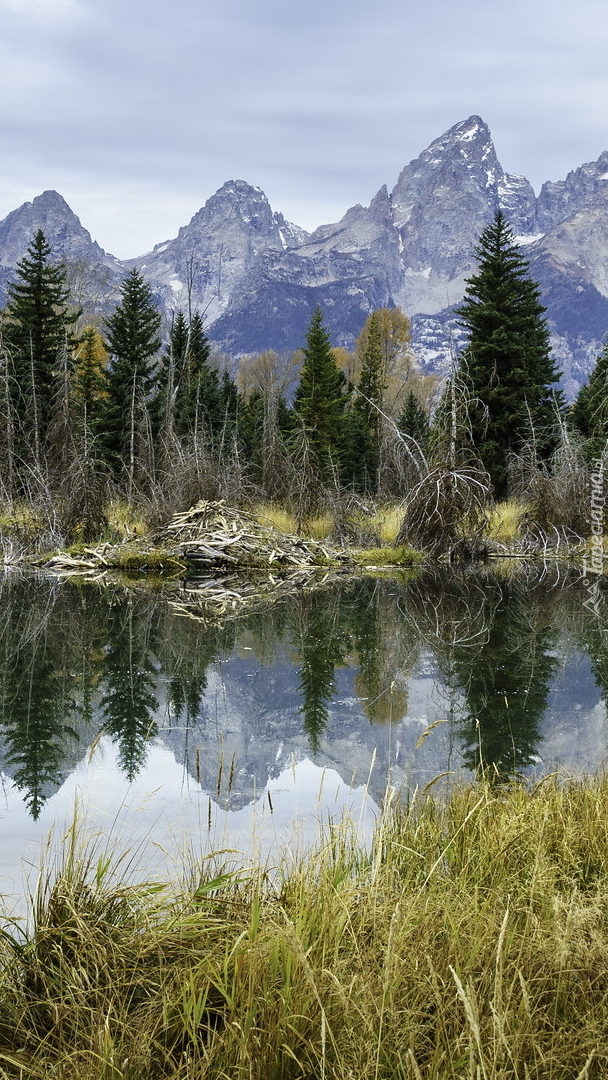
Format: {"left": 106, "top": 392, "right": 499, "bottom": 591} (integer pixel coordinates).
{"left": 390, "top": 115, "right": 502, "bottom": 228}
{"left": 185, "top": 179, "right": 275, "bottom": 234}
{"left": 537, "top": 151, "right": 608, "bottom": 232}
{"left": 421, "top": 114, "right": 497, "bottom": 168}
{"left": 173, "top": 180, "right": 306, "bottom": 250}
{"left": 131, "top": 180, "right": 308, "bottom": 325}
{"left": 0, "top": 188, "right": 119, "bottom": 274}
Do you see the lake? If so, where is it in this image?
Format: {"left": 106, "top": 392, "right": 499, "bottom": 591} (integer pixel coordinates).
{"left": 1, "top": 562, "right": 607, "bottom": 907}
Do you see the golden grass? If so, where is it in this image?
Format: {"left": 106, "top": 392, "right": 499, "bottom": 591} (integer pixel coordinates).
{"left": 0, "top": 502, "right": 41, "bottom": 531}
{"left": 104, "top": 500, "right": 149, "bottom": 540}
{"left": 254, "top": 502, "right": 408, "bottom": 544}
{"left": 253, "top": 503, "right": 333, "bottom": 540}
{"left": 486, "top": 499, "right": 527, "bottom": 543}
{"left": 253, "top": 502, "right": 299, "bottom": 534}
{"left": 4, "top": 775, "right": 608, "bottom": 1078}
{"left": 306, "top": 512, "right": 333, "bottom": 539}
{"left": 372, "top": 502, "right": 406, "bottom": 544}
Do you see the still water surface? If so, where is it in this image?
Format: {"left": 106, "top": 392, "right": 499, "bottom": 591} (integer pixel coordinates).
{"left": 1, "top": 563, "right": 607, "bottom": 903}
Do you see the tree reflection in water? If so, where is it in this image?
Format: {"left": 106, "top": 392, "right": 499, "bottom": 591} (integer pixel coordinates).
{"left": 403, "top": 567, "right": 567, "bottom": 780}
{"left": 0, "top": 564, "right": 607, "bottom": 817}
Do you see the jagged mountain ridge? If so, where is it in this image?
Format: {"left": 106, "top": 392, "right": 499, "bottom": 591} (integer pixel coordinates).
{"left": 2, "top": 117, "right": 608, "bottom": 397}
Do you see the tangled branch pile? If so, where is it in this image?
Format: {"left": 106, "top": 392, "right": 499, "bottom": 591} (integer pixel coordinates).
{"left": 39, "top": 500, "right": 353, "bottom": 578}
{"left": 155, "top": 499, "right": 351, "bottom": 570}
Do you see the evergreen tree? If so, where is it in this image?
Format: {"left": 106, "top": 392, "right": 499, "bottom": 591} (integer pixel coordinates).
{"left": 72, "top": 326, "right": 108, "bottom": 434}
{"left": 157, "top": 309, "right": 189, "bottom": 439}
{"left": 398, "top": 389, "right": 429, "bottom": 452}
{"left": 570, "top": 338, "right": 608, "bottom": 460}
{"left": 456, "top": 211, "right": 562, "bottom": 497}
{"left": 219, "top": 368, "right": 240, "bottom": 431}
{"left": 340, "top": 409, "right": 376, "bottom": 493}
{"left": 4, "top": 229, "right": 79, "bottom": 471}
{"left": 239, "top": 389, "right": 265, "bottom": 479}
{"left": 0, "top": 576, "right": 82, "bottom": 819}
{"left": 181, "top": 312, "right": 224, "bottom": 440}
{"left": 349, "top": 312, "right": 385, "bottom": 492}
{"left": 450, "top": 583, "right": 558, "bottom": 780}
{"left": 158, "top": 310, "right": 225, "bottom": 443}
{"left": 355, "top": 313, "right": 384, "bottom": 429}
{"left": 102, "top": 268, "right": 162, "bottom": 481}
{"left": 293, "top": 307, "right": 346, "bottom": 481}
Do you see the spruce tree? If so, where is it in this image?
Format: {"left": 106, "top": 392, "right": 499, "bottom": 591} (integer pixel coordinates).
{"left": 102, "top": 268, "right": 162, "bottom": 480}
{"left": 72, "top": 326, "right": 108, "bottom": 432}
{"left": 179, "top": 312, "right": 223, "bottom": 440}
{"left": 157, "top": 309, "right": 189, "bottom": 439}
{"left": 4, "top": 229, "right": 79, "bottom": 471}
{"left": 100, "top": 598, "right": 159, "bottom": 782}
{"left": 398, "top": 389, "right": 429, "bottom": 451}
{"left": 451, "top": 583, "right": 557, "bottom": 779}
{"left": 293, "top": 306, "right": 346, "bottom": 480}
{"left": 456, "top": 211, "right": 562, "bottom": 497}
{"left": 294, "top": 592, "right": 345, "bottom": 755}
{"left": 570, "top": 339, "right": 608, "bottom": 460}
{"left": 348, "top": 311, "right": 385, "bottom": 492}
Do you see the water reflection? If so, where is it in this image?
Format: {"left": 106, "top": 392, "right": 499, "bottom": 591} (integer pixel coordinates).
{"left": 0, "top": 564, "right": 606, "bottom": 821}
{"left": 438, "top": 577, "right": 560, "bottom": 779}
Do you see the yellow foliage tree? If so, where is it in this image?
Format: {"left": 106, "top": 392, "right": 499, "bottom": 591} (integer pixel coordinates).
{"left": 356, "top": 307, "right": 436, "bottom": 417}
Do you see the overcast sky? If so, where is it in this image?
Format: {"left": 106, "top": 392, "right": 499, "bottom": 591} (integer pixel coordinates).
{"left": 1, "top": 0, "right": 607, "bottom": 259}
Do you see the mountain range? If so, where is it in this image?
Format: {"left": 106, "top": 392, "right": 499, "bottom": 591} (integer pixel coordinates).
{"left": 2, "top": 115, "right": 608, "bottom": 399}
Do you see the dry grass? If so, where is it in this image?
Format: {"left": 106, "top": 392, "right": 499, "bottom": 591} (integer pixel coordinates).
{"left": 372, "top": 503, "right": 406, "bottom": 544}
{"left": 3, "top": 776, "right": 608, "bottom": 1078}
{"left": 253, "top": 502, "right": 298, "bottom": 534}
{"left": 254, "top": 502, "right": 407, "bottom": 544}
{"left": 104, "top": 500, "right": 149, "bottom": 541}
{"left": 487, "top": 500, "right": 527, "bottom": 544}
{"left": 253, "top": 503, "right": 334, "bottom": 540}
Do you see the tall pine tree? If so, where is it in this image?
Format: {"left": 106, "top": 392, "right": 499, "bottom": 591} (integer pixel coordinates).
{"left": 349, "top": 311, "right": 384, "bottom": 492}
{"left": 456, "top": 211, "right": 562, "bottom": 497}
{"left": 102, "top": 268, "right": 162, "bottom": 483}
{"left": 3, "top": 229, "right": 79, "bottom": 475}
{"left": 177, "top": 311, "right": 224, "bottom": 440}
{"left": 293, "top": 306, "right": 346, "bottom": 482}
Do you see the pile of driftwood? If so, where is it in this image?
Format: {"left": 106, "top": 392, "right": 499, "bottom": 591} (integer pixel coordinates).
{"left": 155, "top": 499, "right": 351, "bottom": 570}
{"left": 36, "top": 500, "right": 352, "bottom": 582}
{"left": 41, "top": 544, "right": 123, "bottom": 579}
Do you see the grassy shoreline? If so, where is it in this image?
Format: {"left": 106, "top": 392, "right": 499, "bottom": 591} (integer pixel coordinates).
{"left": 3, "top": 775, "right": 608, "bottom": 1078}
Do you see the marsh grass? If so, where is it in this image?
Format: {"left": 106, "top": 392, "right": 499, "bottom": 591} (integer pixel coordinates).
{"left": 373, "top": 503, "right": 406, "bottom": 544}
{"left": 3, "top": 776, "right": 608, "bottom": 1078}
{"left": 253, "top": 502, "right": 407, "bottom": 545}
{"left": 487, "top": 500, "right": 527, "bottom": 544}
{"left": 253, "top": 503, "right": 333, "bottom": 540}
{"left": 104, "top": 500, "right": 150, "bottom": 541}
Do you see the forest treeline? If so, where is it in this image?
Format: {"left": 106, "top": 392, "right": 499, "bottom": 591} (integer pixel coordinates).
{"left": 0, "top": 216, "right": 607, "bottom": 552}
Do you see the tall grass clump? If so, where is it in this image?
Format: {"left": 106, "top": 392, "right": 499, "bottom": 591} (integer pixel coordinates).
{"left": 487, "top": 499, "right": 526, "bottom": 544}
{"left": 3, "top": 775, "right": 608, "bottom": 1077}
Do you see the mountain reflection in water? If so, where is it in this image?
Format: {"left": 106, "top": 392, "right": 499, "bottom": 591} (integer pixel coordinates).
{"left": 0, "top": 564, "right": 607, "bottom": 829}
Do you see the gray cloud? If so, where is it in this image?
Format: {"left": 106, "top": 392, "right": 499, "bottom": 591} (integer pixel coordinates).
{"left": 1, "top": 0, "right": 607, "bottom": 257}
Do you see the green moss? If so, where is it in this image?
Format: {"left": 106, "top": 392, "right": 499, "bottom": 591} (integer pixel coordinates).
{"left": 114, "top": 550, "right": 186, "bottom": 574}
